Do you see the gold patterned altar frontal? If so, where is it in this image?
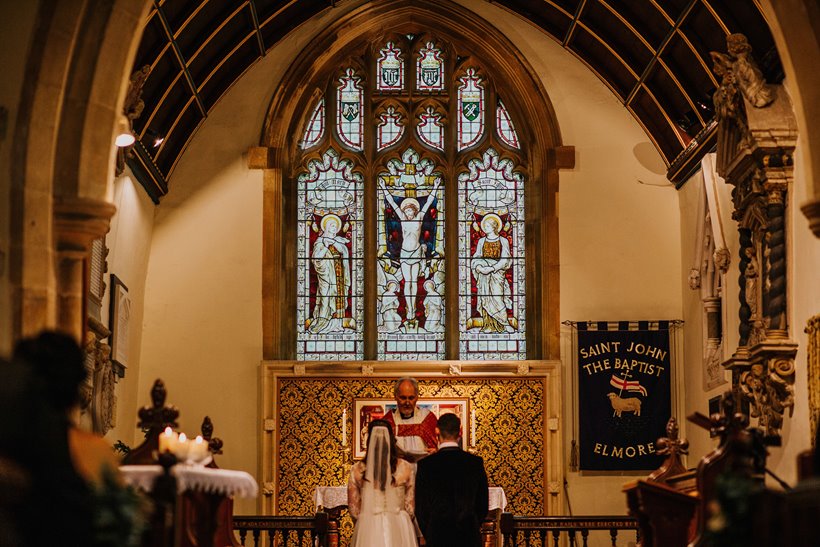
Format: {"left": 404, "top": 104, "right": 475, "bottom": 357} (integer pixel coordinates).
{"left": 276, "top": 377, "right": 546, "bottom": 516}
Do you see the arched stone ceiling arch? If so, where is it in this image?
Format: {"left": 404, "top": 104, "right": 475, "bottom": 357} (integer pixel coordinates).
{"left": 127, "top": 0, "right": 779, "bottom": 201}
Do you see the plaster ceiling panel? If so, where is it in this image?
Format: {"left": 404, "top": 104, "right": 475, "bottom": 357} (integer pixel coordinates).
{"left": 580, "top": 1, "right": 653, "bottom": 75}
{"left": 569, "top": 26, "right": 637, "bottom": 100}
{"left": 629, "top": 87, "right": 681, "bottom": 164}
{"left": 598, "top": 0, "right": 671, "bottom": 49}
{"left": 198, "top": 39, "right": 261, "bottom": 111}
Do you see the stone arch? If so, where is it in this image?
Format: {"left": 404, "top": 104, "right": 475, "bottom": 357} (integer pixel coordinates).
{"left": 758, "top": 0, "right": 820, "bottom": 236}
{"left": 256, "top": 0, "right": 569, "bottom": 360}
{"left": 9, "top": 0, "right": 151, "bottom": 341}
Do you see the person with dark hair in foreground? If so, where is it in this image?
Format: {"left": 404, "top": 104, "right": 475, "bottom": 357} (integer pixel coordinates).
{"left": 3, "top": 331, "right": 143, "bottom": 546}
{"left": 415, "top": 412, "right": 488, "bottom": 547}
{"left": 347, "top": 419, "right": 418, "bottom": 546}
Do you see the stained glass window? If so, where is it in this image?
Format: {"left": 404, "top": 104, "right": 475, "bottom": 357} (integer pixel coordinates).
{"left": 297, "top": 149, "right": 364, "bottom": 360}
{"left": 377, "top": 106, "right": 404, "bottom": 150}
{"left": 295, "top": 35, "right": 531, "bottom": 362}
{"left": 417, "top": 42, "right": 444, "bottom": 92}
{"left": 377, "top": 148, "right": 445, "bottom": 360}
{"left": 458, "top": 148, "right": 525, "bottom": 360}
{"left": 377, "top": 42, "right": 404, "bottom": 91}
{"left": 337, "top": 68, "right": 364, "bottom": 151}
{"left": 417, "top": 106, "right": 444, "bottom": 151}
{"left": 301, "top": 97, "right": 325, "bottom": 149}
{"left": 457, "top": 68, "right": 484, "bottom": 150}
{"left": 496, "top": 100, "right": 519, "bottom": 149}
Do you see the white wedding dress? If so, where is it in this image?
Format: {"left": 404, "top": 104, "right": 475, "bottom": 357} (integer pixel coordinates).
{"left": 347, "top": 428, "right": 418, "bottom": 547}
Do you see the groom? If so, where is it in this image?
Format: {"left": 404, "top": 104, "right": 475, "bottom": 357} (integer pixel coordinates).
{"left": 415, "top": 412, "right": 489, "bottom": 547}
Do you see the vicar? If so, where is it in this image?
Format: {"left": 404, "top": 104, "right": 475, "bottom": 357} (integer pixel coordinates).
{"left": 415, "top": 412, "right": 489, "bottom": 547}
{"left": 383, "top": 377, "right": 438, "bottom": 459}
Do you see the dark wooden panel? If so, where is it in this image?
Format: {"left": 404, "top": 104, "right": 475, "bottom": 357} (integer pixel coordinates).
{"left": 600, "top": 0, "right": 672, "bottom": 49}
{"left": 155, "top": 101, "right": 204, "bottom": 176}
{"left": 582, "top": 1, "right": 654, "bottom": 75}
{"left": 188, "top": 9, "right": 256, "bottom": 85}
{"left": 135, "top": 49, "right": 185, "bottom": 136}
{"left": 630, "top": 87, "right": 682, "bottom": 164}
{"left": 259, "top": 0, "right": 326, "bottom": 48}
{"left": 569, "top": 27, "right": 637, "bottom": 100}
{"left": 494, "top": 0, "right": 572, "bottom": 41}
{"left": 199, "top": 40, "right": 261, "bottom": 110}
{"left": 644, "top": 64, "right": 703, "bottom": 138}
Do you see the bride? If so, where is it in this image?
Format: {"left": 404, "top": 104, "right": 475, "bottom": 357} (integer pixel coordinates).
{"left": 347, "top": 419, "right": 418, "bottom": 546}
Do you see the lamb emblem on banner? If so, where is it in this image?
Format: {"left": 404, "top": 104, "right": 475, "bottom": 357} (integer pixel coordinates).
{"left": 607, "top": 393, "right": 642, "bottom": 417}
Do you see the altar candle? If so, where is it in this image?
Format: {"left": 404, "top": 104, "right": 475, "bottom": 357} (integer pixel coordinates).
{"left": 190, "top": 435, "right": 209, "bottom": 463}
{"left": 342, "top": 408, "right": 348, "bottom": 446}
{"left": 174, "top": 432, "right": 190, "bottom": 461}
{"left": 159, "top": 426, "right": 176, "bottom": 453}
{"left": 470, "top": 409, "right": 476, "bottom": 447}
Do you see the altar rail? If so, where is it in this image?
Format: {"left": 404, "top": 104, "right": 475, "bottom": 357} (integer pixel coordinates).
{"left": 233, "top": 513, "right": 329, "bottom": 547}
{"left": 500, "top": 514, "right": 640, "bottom": 547}
{"left": 232, "top": 513, "right": 638, "bottom": 547}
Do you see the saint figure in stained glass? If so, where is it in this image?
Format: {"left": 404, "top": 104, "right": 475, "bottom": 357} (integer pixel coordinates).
{"left": 470, "top": 213, "right": 513, "bottom": 333}
{"left": 309, "top": 214, "right": 352, "bottom": 333}
{"left": 378, "top": 177, "right": 441, "bottom": 324}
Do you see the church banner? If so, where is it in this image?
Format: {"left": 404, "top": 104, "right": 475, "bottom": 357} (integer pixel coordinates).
{"left": 578, "top": 321, "right": 672, "bottom": 471}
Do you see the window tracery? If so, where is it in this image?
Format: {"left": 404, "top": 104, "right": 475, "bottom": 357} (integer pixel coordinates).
{"left": 294, "top": 34, "right": 530, "bottom": 361}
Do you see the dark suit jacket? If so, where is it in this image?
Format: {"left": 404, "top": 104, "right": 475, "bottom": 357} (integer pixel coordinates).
{"left": 415, "top": 446, "right": 489, "bottom": 547}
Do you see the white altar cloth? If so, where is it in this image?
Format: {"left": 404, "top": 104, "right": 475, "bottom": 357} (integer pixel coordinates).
{"left": 121, "top": 465, "right": 258, "bottom": 498}
{"left": 313, "top": 485, "right": 507, "bottom": 512}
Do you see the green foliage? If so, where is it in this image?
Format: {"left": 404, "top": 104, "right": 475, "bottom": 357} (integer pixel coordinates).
{"left": 91, "top": 465, "right": 148, "bottom": 547}
{"left": 113, "top": 440, "right": 131, "bottom": 455}
{"left": 703, "top": 472, "right": 762, "bottom": 547}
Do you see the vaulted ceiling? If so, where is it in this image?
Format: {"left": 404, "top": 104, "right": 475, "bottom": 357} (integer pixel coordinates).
{"left": 127, "top": 0, "right": 781, "bottom": 202}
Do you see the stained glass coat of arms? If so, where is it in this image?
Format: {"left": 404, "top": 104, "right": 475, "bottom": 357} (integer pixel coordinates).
{"left": 458, "top": 68, "right": 484, "bottom": 150}
{"left": 377, "top": 42, "right": 404, "bottom": 91}
{"left": 337, "top": 69, "right": 364, "bottom": 151}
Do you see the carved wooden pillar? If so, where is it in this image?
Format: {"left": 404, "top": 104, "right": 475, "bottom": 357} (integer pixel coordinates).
{"left": 712, "top": 34, "right": 798, "bottom": 441}
{"left": 53, "top": 196, "right": 116, "bottom": 341}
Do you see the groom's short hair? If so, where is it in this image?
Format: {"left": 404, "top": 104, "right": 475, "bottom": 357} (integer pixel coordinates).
{"left": 437, "top": 412, "right": 460, "bottom": 439}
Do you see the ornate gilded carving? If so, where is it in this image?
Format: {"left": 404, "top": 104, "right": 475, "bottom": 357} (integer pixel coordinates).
{"left": 275, "top": 377, "right": 546, "bottom": 519}
{"left": 712, "top": 33, "right": 798, "bottom": 440}
{"left": 806, "top": 315, "right": 820, "bottom": 448}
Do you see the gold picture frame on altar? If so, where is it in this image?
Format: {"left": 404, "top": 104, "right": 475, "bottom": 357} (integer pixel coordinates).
{"left": 353, "top": 398, "right": 469, "bottom": 459}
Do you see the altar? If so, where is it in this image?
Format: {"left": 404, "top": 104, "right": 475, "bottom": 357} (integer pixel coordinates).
{"left": 313, "top": 485, "right": 508, "bottom": 547}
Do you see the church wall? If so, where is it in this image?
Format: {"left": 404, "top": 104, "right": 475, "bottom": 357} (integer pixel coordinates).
{"left": 460, "top": 0, "right": 684, "bottom": 517}
{"left": 0, "top": 1, "right": 39, "bottom": 356}
{"left": 768, "top": 131, "right": 819, "bottom": 482}
{"left": 676, "top": 97, "right": 819, "bottom": 488}
{"left": 139, "top": 0, "right": 686, "bottom": 519}
{"left": 102, "top": 170, "right": 156, "bottom": 446}
{"left": 137, "top": 9, "right": 342, "bottom": 516}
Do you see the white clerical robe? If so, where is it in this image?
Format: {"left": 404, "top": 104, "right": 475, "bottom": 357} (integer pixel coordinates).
{"left": 384, "top": 407, "right": 438, "bottom": 455}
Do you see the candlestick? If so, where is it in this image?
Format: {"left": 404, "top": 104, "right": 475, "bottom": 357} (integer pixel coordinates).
{"left": 470, "top": 409, "right": 476, "bottom": 447}
{"left": 342, "top": 408, "right": 348, "bottom": 446}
